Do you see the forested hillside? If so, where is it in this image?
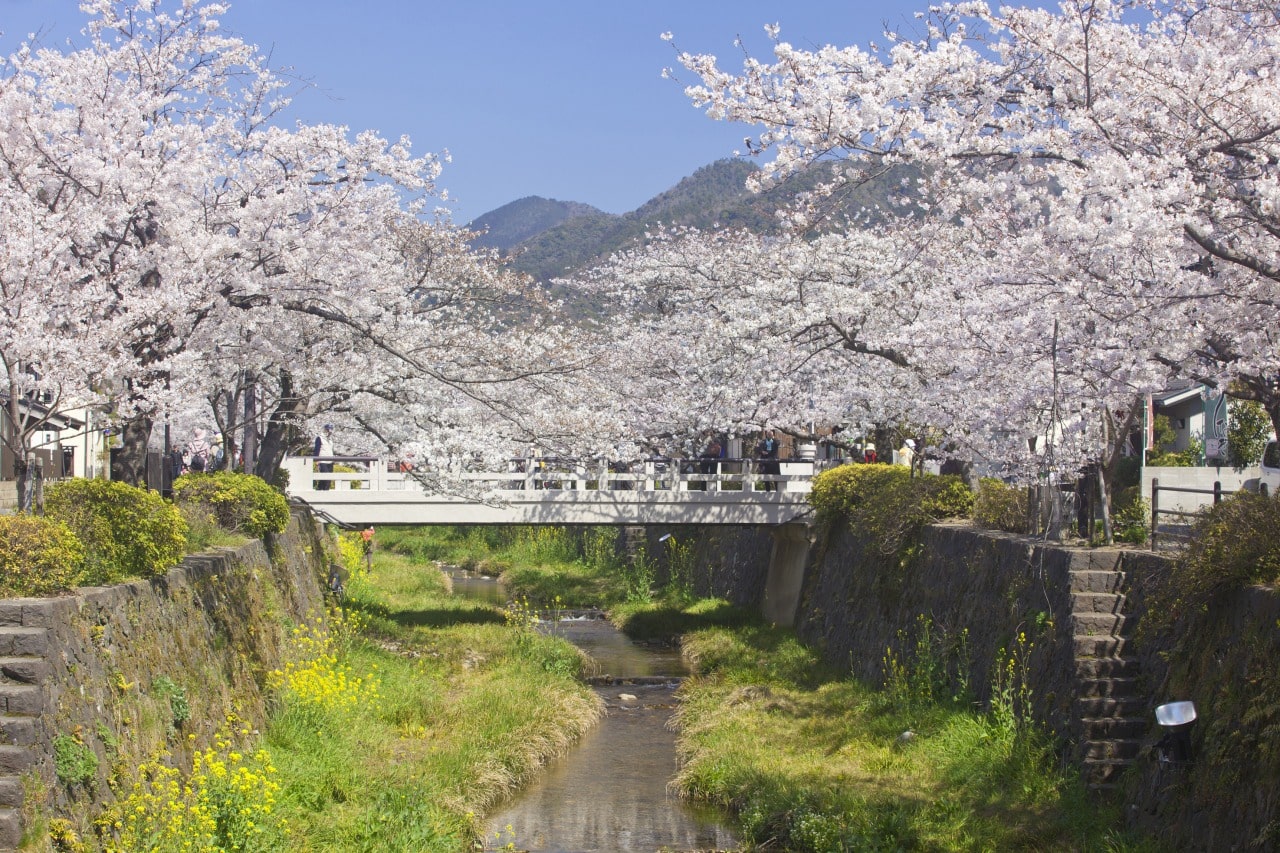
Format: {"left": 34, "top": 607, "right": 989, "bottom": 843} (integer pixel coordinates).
{"left": 470, "top": 158, "right": 918, "bottom": 285}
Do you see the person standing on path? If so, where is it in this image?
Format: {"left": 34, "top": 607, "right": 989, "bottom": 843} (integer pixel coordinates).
{"left": 186, "top": 428, "right": 212, "bottom": 473}
{"left": 315, "top": 424, "right": 334, "bottom": 490}
{"left": 757, "top": 429, "right": 780, "bottom": 491}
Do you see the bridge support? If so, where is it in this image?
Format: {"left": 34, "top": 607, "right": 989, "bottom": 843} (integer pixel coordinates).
{"left": 762, "top": 523, "right": 813, "bottom": 627}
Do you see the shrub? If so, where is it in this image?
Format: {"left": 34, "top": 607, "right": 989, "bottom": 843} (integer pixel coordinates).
{"left": 809, "top": 464, "right": 973, "bottom": 556}
{"left": 974, "top": 478, "right": 1029, "bottom": 534}
{"left": 45, "top": 480, "right": 187, "bottom": 584}
{"left": 0, "top": 514, "right": 84, "bottom": 597}
{"left": 1110, "top": 486, "right": 1149, "bottom": 545}
{"left": 172, "top": 470, "right": 290, "bottom": 538}
{"left": 1164, "top": 492, "right": 1280, "bottom": 607}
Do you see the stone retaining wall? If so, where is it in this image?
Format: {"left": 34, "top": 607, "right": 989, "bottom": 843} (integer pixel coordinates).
{"left": 662, "top": 519, "right": 1279, "bottom": 850}
{"left": 0, "top": 511, "right": 329, "bottom": 849}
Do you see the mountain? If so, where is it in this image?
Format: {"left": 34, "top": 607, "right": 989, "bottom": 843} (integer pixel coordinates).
{"left": 468, "top": 197, "right": 604, "bottom": 252}
{"left": 470, "top": 157, "right": 918, "bottom": 285}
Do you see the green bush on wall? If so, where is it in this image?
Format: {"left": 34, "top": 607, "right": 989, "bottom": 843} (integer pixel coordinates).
{"left": 973, "top": 478, "right": 1029, "bottom": 534}
{"left": 809, "top": 463, "right": 973, "bottom": 557}
{"left": 172, "top": 470, "right": 290, "bottom": 538}
{"left": 1153, "top": 491, "right": 1280, "bottom": 622}
{"left": 45, "top": 480, "right": 188, "bottom": 585}
{"left": 0, "top": 514, "right": 85, "bottom": 597}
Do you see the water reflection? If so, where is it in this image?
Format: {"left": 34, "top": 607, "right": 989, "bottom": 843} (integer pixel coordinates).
{"left": 443, "top": 568, "right": 508, "bottom": 607}
{"left": 445, "top": 566, "right": 738, "bottom": 852}
{"left": 484, "top": 683, "right": 736, "bottom": 853}
{"left": 549, "top": 619, "right": 687, "bottom": 680}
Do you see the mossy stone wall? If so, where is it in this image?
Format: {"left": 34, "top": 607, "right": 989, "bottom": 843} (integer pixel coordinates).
{"left": 16, "top": 511, "right": 329, "bottom": 840}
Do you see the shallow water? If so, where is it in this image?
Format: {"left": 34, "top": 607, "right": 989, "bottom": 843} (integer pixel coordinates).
{"left": 443, "top": 568, "right": 509, "bottom": 606}
{"left": 447, "top": 570, "right": 738, "bottom": 852}
{"left": 482, "top": 682, "right": 736, "bottom": 852}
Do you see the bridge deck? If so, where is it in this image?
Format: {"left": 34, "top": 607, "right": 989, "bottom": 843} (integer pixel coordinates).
{"left": 283, "top": 456, "right": 816, "bottom": 526}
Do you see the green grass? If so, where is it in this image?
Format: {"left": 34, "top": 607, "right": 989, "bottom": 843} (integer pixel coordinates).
{"left": 378, "top": 525, "right": 634, "bottom": 609}
{"left": 264, "top": 540, "right": 601, "bottom": 851}
{"left": 353, "top": 525, "right": 1162, "bottom": 851}
{"left": 669, "top": 624, "right": 1153, "bottom": 852}
{"left": 179, "top": 506, "right": 250, "bottom": 553}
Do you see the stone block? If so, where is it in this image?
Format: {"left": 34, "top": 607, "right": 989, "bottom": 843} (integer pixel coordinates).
{"left": 0, "top": 629, "right": 46, "bottom": 658}
{"left": 1072, "top": 612, "right": 1132, "bottom": 636}
{"left": 17, "top": 601, "right": 56, "bottom": 630}
{"left": 1074, "top": 635, "right": 1128, "bottom": 657}
{"left": 1070, "top": 592, "right": 1123, "bottom": 613}
{"left": 0, "top": 686, "right": 42, "bottom": 717}
{"left": 0, "top": 746, "right": 33, "bottom": 775}
{"left": 1082, "top": 739, "right": 1143, "bottom": 760}
{"left": 0, "top": 777, "right": 22, "bottom": 808}
{"left": 1068, "top": 570, "right": 1124, "bottom": 593}
{"left": 0, "top": 716, "right": 38, "bottom": 747}
{"left": 1079, "top": 716, "right": 1148, "bottom": 740}
{"left": 1077, "top": 677, "right": 1140, "bottom": 698}
{"left": 0, "top": 659, "right": 47, "bottom": 685}
{"left": 1074, "top": 656, "right": 1139, "bottom": 678}
{"left": 0, "top": 806, "right": 20, "bottom": 849}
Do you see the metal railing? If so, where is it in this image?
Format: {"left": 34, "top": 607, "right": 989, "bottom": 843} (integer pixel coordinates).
{"left": 1150, "top": 478, "right": 1223, "bottom": 550}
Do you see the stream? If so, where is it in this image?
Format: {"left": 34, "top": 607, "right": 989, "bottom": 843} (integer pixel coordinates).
{"left": 443, "top": 568, "right": 739, "bottom": 852}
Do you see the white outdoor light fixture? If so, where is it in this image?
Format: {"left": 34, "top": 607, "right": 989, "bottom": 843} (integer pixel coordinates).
{"left": 1154, "top": 701, "right": 1197, "bottom": 769}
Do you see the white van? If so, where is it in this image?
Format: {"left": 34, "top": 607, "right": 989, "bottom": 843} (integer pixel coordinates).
{"left": 1262, "top": 440, "right": 1280, "bottom": 496}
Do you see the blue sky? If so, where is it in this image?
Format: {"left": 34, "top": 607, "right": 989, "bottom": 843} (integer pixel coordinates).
{"left": 2, "top": 1, "right": 942, "bottom": 223}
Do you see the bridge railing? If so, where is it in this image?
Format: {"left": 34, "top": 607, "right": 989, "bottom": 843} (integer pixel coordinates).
{"left": 282, "top": 455, "right": 822, "bottom": 496}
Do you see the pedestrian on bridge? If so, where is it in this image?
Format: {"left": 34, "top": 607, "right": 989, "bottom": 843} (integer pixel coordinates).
{"left": 315, "top": 424, "right": 334, "bottom": 490}
{"left": 757, "top": 430, "right": 780, "bottom": 491}
{"left": 696, "top": 436, "right": 722, "bottom": 490}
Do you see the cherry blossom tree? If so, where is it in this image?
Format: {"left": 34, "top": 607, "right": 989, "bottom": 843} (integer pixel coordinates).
{"left": 636, "top": 0, "right": 1280, "bottom": 499}
{"left": 1, "top": 0, "right": 582, "bottom": 503}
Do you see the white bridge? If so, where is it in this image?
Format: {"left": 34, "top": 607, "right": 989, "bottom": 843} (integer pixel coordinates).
{"left": 282, "top": 456, "right": 818, "bottom": 526}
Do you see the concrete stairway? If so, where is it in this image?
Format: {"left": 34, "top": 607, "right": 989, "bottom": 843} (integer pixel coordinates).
{"left": 1069, "top": 555, "right": 1146, "bottom": 788}
{"left": 0, "top": 621, "right": 49, "bottom": 849}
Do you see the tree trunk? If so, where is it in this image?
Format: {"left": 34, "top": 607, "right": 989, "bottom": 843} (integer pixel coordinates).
{"left": 13, "top": 456, "right": 30, "bottom": 514}
{"left": 242, "top": 372, "right": 258, "bottom": 475}
{"left": 1095, "top": 399, "right": 1142, "bottom": 546}
{"left": 253, "top": 371, "right": 303, "bottom": 487}
{"left": 110, "top": 415, "right": 153, "bottom": 486}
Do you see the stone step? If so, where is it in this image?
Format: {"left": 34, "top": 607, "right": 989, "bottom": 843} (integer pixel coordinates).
{"left": 1082, "top": 758, "right": 1131, "bottom": 786}
{"left": 0, "top": 805, "right": 20, "bottom": 849}
{"left": 0, "top": 658, "right": 46, "bottom": 687}
{"left": 0, "top": 746, "right": 34, "bottom": 776}
{"left": 1080, "top": 717, "right": 1148, "bottom": 740}
{"left": 1074, "top": 635, "right": 1129, "bottom": 658}
{"left": 1069, "top": 551, "right": 1123, "bottom": 573}
{"left": 1072, "top": 613, "right": 1134, "bottom": 636}
{"left": 1081, "top": 739, "right": 1143, "bottom": 761}
{"left": 1074, "top": 657, "right": 1140, "bottom": 678}
{"left": 1077, "top": 677, "right": 1141, "bottom": 698}
{"left": 1068, "top": 570, "right": 1125, "bottom": 593}
{"left": 0, "top": 685, "right": 42, "bottom": 717}
{"left": 1077, "top": 696, "right": 1147, "bottom": 717}
{"left": 1070, "top": 592, "right": 1124, "bottom": 614}
{"left": 0, "top": 601, "right": 55, "bottom": 629}
{"left": 0, "top": 716, "right": 38, "bottom": 747}
{"left": 0, "top": 778, "right": 20, "bottom": 810}
{"left": 0, "top": 628, "right": 47, "bottom": 658}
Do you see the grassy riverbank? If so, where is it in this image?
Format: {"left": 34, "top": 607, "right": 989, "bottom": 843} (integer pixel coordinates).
{"left": 659, "top": 620, "right": 1156, "bottom": 852}
{"left": 263, "top": 535, "right": 601, "bottom": 851}
{"left": 383, "top": 525, "right": 1156, "bottom": 851}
